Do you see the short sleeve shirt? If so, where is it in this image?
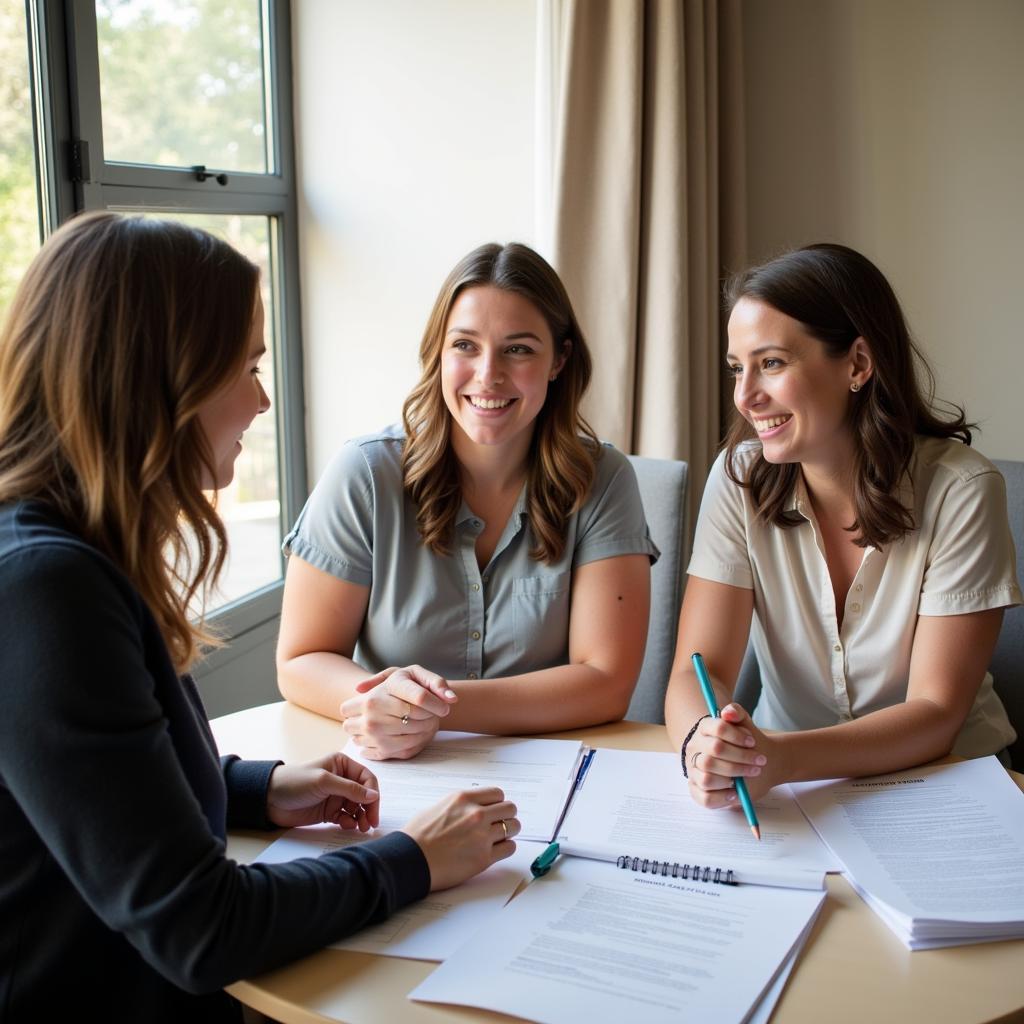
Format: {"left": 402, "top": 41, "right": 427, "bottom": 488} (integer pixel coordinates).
{"left": 687, "top": 437, "right": 1023, "bottom": 758}
{"left": 283, "top": 425, "right": 659, "bottom": 681}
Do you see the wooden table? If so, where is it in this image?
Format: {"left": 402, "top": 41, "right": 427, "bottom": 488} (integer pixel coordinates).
{"left": 211, "top": 701, "right": 1024, "bottom": 1024}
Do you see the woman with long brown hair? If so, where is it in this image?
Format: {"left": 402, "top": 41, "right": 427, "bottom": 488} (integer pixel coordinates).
{"left": 277, "top": 242, "right": 656, "bottom": 759}
{"left": 665, "top": 243, "right": 1021, "bottom": 809}
{"left": 0, "top": 212, "right": 520, "bottom": 1021}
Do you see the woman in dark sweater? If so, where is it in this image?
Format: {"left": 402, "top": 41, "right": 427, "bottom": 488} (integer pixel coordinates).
{"left": 0, "top": 212, "right": 519, "bottom": 1022}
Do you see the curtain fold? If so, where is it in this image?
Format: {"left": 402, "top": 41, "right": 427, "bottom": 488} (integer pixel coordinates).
{"left": 549, "top": 0, "right": 745, "bottom": 533}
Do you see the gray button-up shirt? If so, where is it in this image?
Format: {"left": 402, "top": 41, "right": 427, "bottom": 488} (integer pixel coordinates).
{"left": 283, "top": 425, "right": 659, "bottom": 681}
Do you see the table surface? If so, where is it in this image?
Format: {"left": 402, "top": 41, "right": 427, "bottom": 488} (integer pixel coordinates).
{"left": 211, "top": 701, "right": 1024, "bottom": 1024}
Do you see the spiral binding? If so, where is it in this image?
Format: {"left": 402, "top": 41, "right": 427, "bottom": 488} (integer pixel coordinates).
{"left": 616, "top": 855, "right": 736, "bottom": 885}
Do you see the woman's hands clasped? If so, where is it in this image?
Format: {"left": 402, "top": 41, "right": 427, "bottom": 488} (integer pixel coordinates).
{"left": 685, "top": 704, "right": 778, "bottom": 807}
{"left": 341, "top": 664, "right": 458, "bottom": 760}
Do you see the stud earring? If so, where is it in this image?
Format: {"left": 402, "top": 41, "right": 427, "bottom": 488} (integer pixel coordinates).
{"left": 850, "top": 382, "right": 861, "bottom": 393}
{"left": 549, "top": 374, "right": 558, "bottom": 382}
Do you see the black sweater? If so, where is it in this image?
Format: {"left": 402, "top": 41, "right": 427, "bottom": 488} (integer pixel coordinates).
{"left": 0, "top": 501, "right": 430, "bottom": 1022}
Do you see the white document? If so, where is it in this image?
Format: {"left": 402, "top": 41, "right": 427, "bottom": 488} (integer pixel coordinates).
{"left": 346, "top": 731, "right": 583, "bottom": 841}
{"left": 256, "top": 825, "right": 543, "bottom": 960}
{"left": 791, "top": 757, "right": 1024, "bottom": 948}
{"left": 411, "top": 856, "right": 825, "bottom": 1024}
{"left": 558, "top": 748, "right": 838, "bottom": 882}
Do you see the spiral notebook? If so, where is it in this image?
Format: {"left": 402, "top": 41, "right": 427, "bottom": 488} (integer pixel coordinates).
{"left": 549, "top": 747, "right": 835, "bottom": 890}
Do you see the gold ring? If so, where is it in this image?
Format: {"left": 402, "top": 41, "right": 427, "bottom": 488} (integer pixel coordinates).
{"left": 500, "top": 819, "right": 509, "bottom": 840}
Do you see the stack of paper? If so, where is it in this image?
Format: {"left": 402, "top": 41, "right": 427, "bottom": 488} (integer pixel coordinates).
{"left": 791, "top": 757, "right": 1024, "bottom": 949}
{"left": 253, "top": 732, "right": 837, "bottom": 1022}
{"left": 411, "top": 856, "right": 825, "bottom": 1024}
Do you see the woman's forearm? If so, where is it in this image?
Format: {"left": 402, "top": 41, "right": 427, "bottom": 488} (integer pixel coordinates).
{"left": 277, "top": 652, "right": 373, "bottom": 721}
{"left": 441, "top": 663, "right": 636, "bottom": 735}
{"left": 773, "top": 697, "right": 963, "bottom": 784}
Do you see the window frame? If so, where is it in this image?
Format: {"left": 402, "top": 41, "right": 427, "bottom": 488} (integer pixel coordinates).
{"left": 28, "top": 0, "right": 307, "bottom": 642}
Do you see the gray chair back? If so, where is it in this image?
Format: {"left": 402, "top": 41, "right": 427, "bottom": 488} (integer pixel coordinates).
{"left": 733, "top": 641, "right": 762, "bottom": 714}
{"left": 625, "top": 455, "right": 688, "bottom": 723}
{"left": 992, "top": 459, "right": 1024, "bottom": 770}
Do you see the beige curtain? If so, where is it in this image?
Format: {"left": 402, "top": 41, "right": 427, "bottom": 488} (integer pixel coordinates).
{"left": 549, "top": 0, "right": 746, "bottom": 531}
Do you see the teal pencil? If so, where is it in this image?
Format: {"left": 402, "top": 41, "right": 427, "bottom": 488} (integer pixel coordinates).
{"left": 690, "top": 652, "right": 761, "bottom": 840}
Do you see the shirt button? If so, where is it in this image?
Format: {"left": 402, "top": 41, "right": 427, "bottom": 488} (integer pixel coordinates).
{"left": 482, "top": 575, "right": 489, "bottom": 583}
{"left": 467, "top": 672, "right": 478, "bottom": 679}
{"left": 833, "top": 643, "right": 841, "bottom": 652}
{"left": 471, "top": 583, "right": 480, "bottom": 591}
{"left": 471, "top": 519, "right": 481, "bottom": 528}
{"left": 855, "top": 584, "right": 863, "bottom": 592}
{"left": 851, "top": 603, "right": 861, "bottom": 613}
{"left": 471, "top": 630, "right": 481, "bottom": 640}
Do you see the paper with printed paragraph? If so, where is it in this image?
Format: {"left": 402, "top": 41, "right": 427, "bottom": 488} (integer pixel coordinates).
{"left": 791, "top": 756, "right": 1024, "bottom": 948}
{"left": 411, "top": 855, "right": 824, "bottom": 1024}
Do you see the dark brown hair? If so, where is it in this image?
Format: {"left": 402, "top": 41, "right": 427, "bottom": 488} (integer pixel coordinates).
{"left": 0, "top": 211, "right": 260, "bottom": 669}
{"left": 402, "top": 242, "right": 598, "bottom": 563}
{"left": 723, "top": 243, "right": 972, "bottom": 548}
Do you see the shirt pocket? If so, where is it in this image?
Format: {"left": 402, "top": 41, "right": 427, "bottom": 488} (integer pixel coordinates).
{"left": 512, "top": 571, "right": 572, "bottom": 663}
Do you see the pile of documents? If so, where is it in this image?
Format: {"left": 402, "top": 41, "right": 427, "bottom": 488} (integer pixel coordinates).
{"left": 255, "top": 733, "right": 1024, "bottom": 1022}
{"left": 791, "top": 756, "right": 1024, "bottom": 949}
{"left": 258, "top": 733, "right": 835, "bottom": 1023}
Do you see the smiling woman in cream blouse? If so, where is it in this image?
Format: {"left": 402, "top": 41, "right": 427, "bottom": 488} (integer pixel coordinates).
{"left": 666, "top": 243, "right": 1022, "bottom": 809}
{"left": 277, "top": 243, "right": 657, "bottom": 759}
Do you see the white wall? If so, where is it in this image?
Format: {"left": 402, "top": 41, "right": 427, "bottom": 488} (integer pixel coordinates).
{"left": 291, "top": 0, "right": 538, "bottom": 479}
{"left": 743, "top": 0, "right": 1024, "bottom": 460}
{"left": 294, "top": 0, "right": 1023, "bottom": 477}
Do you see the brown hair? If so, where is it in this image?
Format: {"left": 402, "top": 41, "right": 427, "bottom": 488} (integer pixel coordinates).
{"left": 402, "top": 242, "right": 598, "bottom": 563}
{"left": 723, "top": 243, "right": 973, "bottom": 549}
{"left": 0, "top": 211, "right": 260, "bottom": 669}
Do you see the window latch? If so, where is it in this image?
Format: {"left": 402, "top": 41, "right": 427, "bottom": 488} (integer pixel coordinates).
{"left": 192, "top": 164, "right": 229, "bottom": 186}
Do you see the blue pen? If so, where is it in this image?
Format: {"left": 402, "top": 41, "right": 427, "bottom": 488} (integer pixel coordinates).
{"left": 533, "top": 748, "right": 597, "bottom": 878}
{"left": 691, "top": 651, "right": 761, "bottom": 840}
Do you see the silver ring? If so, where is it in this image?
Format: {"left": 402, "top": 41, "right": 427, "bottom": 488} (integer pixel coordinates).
{"left": 499, "top": 819, "right": 509, "bottom": 840}
{"left": 400, "top": 713, "right": 410, "bottom": 726}
{"left": 691, "top": 750, "right": 702, "bottom": 770}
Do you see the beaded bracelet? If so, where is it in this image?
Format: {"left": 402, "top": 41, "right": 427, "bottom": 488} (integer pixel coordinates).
{"left": 680, "top": 714, "right": 711, "bottom": 779}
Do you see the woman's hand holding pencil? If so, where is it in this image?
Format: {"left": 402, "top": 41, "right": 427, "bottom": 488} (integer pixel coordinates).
{"left": 686, "top": 652, "right": 769, "bottom": 837}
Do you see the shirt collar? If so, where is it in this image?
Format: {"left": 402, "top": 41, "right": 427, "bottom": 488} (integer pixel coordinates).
{"left": 455, "top": 483, "right": 530, "bottom": 529}
{"left": 785, "top": 471, "right": 811, "bottom": 519}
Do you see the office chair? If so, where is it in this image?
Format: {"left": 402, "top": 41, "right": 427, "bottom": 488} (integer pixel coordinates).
{"left": 992, "top": 459, "right": 1024, "bottom": 770}
{"left": 624, "top": 455, "right": 688, "bottom": 724}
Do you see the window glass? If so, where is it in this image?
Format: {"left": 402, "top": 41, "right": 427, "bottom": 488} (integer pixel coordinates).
{"left": 0, "top": 0, "right": 43, "bottom": 323}
{"left": 151, "top": 212, "right": 282, "bottom": 609}
{"left": 96, "top": 0, "right": 270, "bottom": 173}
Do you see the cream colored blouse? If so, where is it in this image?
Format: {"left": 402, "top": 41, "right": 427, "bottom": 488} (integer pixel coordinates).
{"left": 688, "top": 437, "right": 1023, "bottom": 758}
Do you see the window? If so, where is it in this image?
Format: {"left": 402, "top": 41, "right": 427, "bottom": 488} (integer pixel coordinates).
{"left": 7, "top": 0, "right": 305, "bottom": 639}
{"left": 0, "top": 0, "right": 44, "bottom": 323}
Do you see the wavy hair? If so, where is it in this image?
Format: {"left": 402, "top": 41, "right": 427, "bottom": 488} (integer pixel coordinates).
{"left": 402, "top": 243, "right": 598, "bottom": 563}
{"left": 723, "top": 243, "right": 973, "bottom": 549}
{"left": 0, "top": 212, "right": 260, "bottom": 670}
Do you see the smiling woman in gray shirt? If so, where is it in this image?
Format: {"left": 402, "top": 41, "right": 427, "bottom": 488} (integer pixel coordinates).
{"left": 277, "top": 243, "right": 659, "bottom": 759}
